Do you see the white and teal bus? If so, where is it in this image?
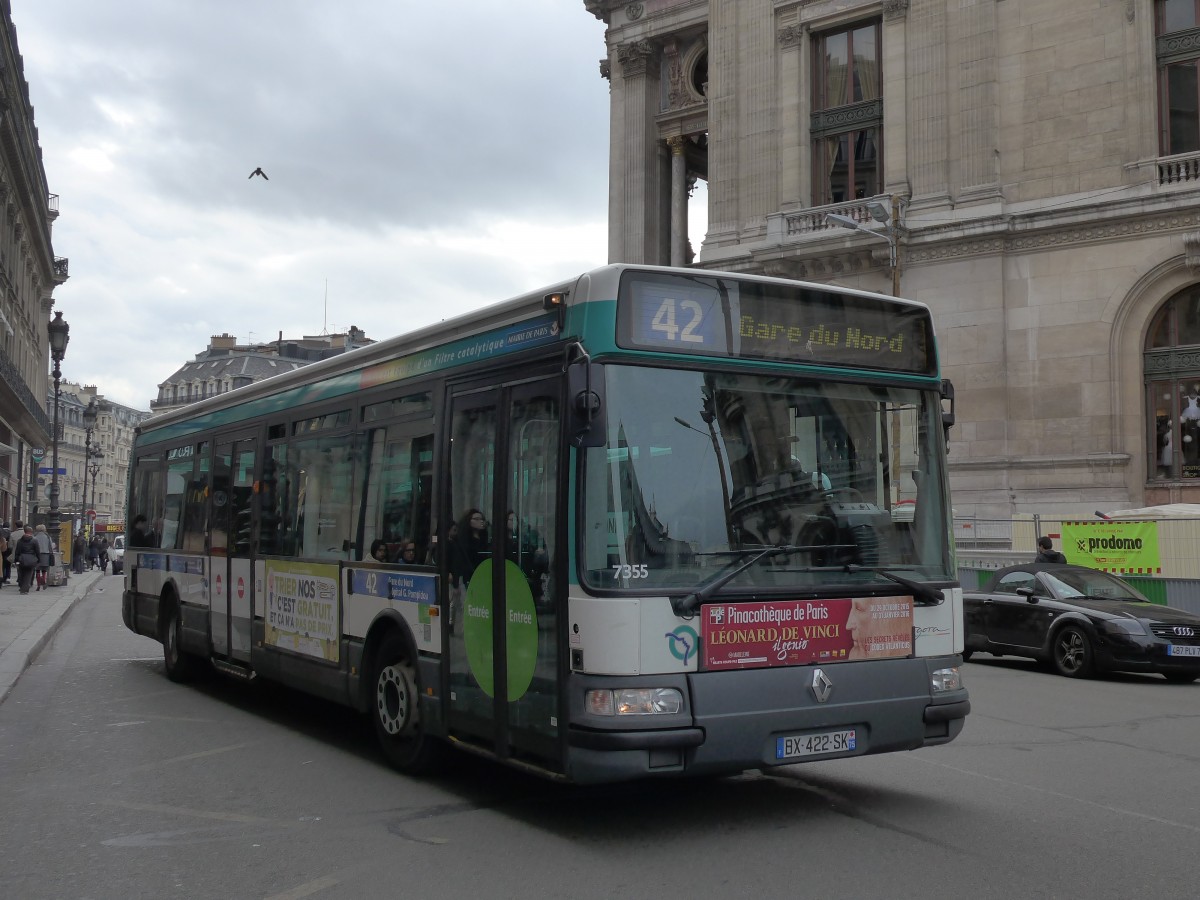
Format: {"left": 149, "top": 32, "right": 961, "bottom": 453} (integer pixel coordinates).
{"left": 122, "top": 264, "right": 968, "bottom": 783}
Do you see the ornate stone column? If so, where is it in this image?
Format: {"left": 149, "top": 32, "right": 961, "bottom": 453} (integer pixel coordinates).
{"left": 952, "top": 0, "right": 1000, "bottom": 203}
{"left": 907, "top": 0, "right": 950, "bottom": 205}
{"left": 882, "top": 1, "right": 911, "bottom": 198}
{"left": 667, "top": 136, "right": 688, "bottom": 266}
{"left": 611, "top": 39, "right": 663, "bottom": 263}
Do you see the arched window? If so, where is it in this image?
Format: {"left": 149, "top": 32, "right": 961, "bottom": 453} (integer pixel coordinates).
{"left": 1145, "top": 286, "right": 1200, "bottom": 480}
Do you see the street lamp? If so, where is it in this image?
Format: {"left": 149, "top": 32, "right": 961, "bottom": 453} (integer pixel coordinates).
{"left": 825, "top": 197, "right": 905, "bottom": 296}
{"left": 81, "top": 398, "right": 98, "bottom": 540}
{"left": 47, "top": 311, "right": 70, "bottom": 538}
{"left": 88, "top": 448, "right": 104, "bottom": 537}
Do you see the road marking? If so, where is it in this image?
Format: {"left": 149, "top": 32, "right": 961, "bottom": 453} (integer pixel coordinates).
{"left": 128, "top": 741, "right": 253, "bottom": 771}
{"left": 265, "top": 875, "right": 341, "bottom": 899}
{"left": 103, "top": 800, "right": 280, "bottom": 825}
{"left": 912, "top": 755, "right": 1200, "bottom": 833}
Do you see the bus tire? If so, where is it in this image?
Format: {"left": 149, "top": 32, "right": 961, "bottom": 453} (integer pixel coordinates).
{"left": 162, "top": 600, "right": 198, "bottom": 683}
{"left": 371, "top": 632, "right": 439, "bottom": 773}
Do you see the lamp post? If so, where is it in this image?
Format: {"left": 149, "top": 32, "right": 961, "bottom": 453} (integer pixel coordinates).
{"left": 47, "top": 311, "right": 70, "bottom": 538}
{"left": 88, "top": 449, "right": 103, "bottom": 539}
{"left": 81, "top": 398, "right": 98, "bottom": 540}
{"left": 825, "top": 196, "right": 905, "bottom": 297}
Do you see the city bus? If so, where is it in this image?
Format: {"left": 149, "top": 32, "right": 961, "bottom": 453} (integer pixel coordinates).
{"left": 121, "top": 264, "right": 969, "bottom": 783}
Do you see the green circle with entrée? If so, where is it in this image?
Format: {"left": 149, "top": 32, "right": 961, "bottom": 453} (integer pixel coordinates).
{"left": 463, "top": 560, "right": 539, "bottom": 699}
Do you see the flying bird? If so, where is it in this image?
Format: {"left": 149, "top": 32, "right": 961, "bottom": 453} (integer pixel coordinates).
{"left": 249, "top": 167, "right": 268, "bottom": 180}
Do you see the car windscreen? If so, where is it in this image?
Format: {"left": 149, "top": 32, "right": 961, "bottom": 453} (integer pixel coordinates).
{"left": 1042, "top": 569, "right": 1146, "bottom": 601}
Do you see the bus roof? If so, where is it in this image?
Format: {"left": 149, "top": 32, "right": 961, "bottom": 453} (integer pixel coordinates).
{"left": 137, "top": 264, "right": 936, "bottom": 443}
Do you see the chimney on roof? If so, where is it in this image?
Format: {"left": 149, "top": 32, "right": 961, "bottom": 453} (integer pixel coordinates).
{"left": 210, "top": 334, "right": 237, "bottom": 351}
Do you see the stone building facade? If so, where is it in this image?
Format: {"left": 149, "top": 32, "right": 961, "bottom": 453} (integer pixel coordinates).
{"left": 39, "top": 382, "right": 149, "bottom": 533}
{"left": 0, "top": 2, "right": 67, "bottom": 524}
{"left": 584, "top": 0, "right": 1200, "bottom": 519}
{"left": 150, "top": 328, "right": 374, "bottom": 417}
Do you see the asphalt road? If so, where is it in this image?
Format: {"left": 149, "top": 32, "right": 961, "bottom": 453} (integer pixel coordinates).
{"left": 1, "top": 583, "right": 1197, "bottom": 900}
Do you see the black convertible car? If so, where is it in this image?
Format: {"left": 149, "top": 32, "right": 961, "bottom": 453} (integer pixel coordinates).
{"left": 963, "top": 564, "right": 1200, "bottom": 682}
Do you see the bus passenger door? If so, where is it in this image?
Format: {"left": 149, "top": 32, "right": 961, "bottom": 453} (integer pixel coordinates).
{"left": 211, "top": 436, "right": 257, "bottom": 663}
{"left": 446, "top": 377, "right": 561, "bottom": 770}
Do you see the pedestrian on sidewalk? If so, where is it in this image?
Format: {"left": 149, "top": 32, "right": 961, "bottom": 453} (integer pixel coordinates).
{"left": 72, "top": 532, "right": 87, "bottom": 574}
{"left": 14, "top": 526, "right": 38, "bottom": 594}
{"left": 0, "top": 520, "right": 11, "bottom": 585}
{"left": 33, "top": 524, "right": 53, "bottom": 591}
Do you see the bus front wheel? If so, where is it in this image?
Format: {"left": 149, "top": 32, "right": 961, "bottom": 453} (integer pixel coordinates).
{"left": 371, "top": 632, "right": 439, "bottom": 773}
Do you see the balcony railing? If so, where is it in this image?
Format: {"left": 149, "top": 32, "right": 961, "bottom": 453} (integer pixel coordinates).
{"left": 53, "top": 257, "right": 69, "bottom": 278}
{"left": 0, "top": 346, "right": 51, "bottom": 434}
{"left": 48, "top": 193, "right": 59, "bottom": 216}
{"left": 1157, "top": 150, "right": 1200, "bottom": 186}
{"left": 766, "top": 194, "right": 895, "bottom": 244}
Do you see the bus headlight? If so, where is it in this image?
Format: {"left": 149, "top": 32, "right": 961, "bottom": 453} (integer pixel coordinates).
{"left": 931, "top": 667, "right": 961, "bottom": 693}
{"left": 586, "top": 688, "right": 684, "bottom": 716}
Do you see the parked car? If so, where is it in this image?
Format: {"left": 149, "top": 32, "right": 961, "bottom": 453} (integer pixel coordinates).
{"left": 108, "top": 534, "right": 124, "bottom": 576}
{"left": 964, "top": 563, "right": 1200, "bottom": 682}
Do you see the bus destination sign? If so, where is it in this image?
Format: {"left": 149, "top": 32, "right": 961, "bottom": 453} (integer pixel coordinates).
{"left": 618, "top": 272, "right": 934, "bottom": 374}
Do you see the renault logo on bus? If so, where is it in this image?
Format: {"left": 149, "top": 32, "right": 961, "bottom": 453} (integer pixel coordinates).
{"left": 811, "top": 668, "right": 833, "bottom": 703}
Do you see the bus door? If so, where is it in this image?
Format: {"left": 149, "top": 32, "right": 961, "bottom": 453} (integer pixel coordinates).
{"left": 446, "top": 376, "right": 562, "bottom": 769}
{"left": 210, "top": 435, "right": 258, "bottom": 663}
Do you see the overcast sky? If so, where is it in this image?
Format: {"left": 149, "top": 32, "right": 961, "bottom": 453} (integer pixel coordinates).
{"left": 16, "top": 1, "right": 612, "bottom": 410}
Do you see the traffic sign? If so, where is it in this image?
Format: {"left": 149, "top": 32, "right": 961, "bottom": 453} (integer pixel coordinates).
{"left": 31, "top": 447, "right": 45, "bottom": 461}
{"left": 87, "top": 509, "right": 97, "bottom": 521}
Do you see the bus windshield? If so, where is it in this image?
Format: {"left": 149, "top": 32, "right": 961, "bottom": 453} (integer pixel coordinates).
{"left": 581, "top": 364, "right": 954, "bottom": 593}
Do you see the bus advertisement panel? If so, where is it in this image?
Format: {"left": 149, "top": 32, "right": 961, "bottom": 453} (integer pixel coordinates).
{"left": 701, "top": 596, "right": 914, "bottom": 670}
{"left": 264, "top": 561, "right": 340, "bottom": 663}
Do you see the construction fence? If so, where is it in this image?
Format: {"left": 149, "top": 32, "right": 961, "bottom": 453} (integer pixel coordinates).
{"left": 953, "top": 513, "right": 1200, "bottom": 615}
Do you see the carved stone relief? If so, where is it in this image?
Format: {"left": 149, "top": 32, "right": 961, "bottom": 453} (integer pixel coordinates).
{"left": 1185, "top": 231, "right": 1200, "bottom": 272}
{"left": 616, "top": 39, "right": 656, "bottom": 78}
{"left": 778, "top": 25, "right": 803, "bottom": 49}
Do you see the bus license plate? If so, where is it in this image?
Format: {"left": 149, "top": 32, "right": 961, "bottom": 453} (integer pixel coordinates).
{"left": 776, "top": 729, "right": 856, "bottom": 760}
{"left": 1167, "top": 644, "right": 1200, "bottom": 657}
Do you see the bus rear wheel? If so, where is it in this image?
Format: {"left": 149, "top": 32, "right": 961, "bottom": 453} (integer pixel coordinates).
{"left": 372, "top": 632, "right": 439, "bottom": 773}
{"left": 162, "top": 602, "right": 198, "bottom": 683}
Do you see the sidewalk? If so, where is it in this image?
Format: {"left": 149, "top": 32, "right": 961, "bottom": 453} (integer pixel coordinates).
{"left": 0, "top": 567, "right": 106, "bottom": 704}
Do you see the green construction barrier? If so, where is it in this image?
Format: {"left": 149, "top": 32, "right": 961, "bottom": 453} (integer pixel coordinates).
{"left": 1120, "top": 575, "right": 1167, "bottom": 605}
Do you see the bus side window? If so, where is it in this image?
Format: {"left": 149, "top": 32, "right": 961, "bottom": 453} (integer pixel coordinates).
{"left": 161, "top": 457, "right": 195, "bottom": 550}
{"left": 131, "top": 457, "right": 165, "bottom": 549}
{"left": 358, "top": 428, "right": 434, "bottom": 563}
{"left": 258, "top": 448, "right": 287, "bottom": 556}
{"left": 289, "top": 435, "right": 354, "bottom": 559}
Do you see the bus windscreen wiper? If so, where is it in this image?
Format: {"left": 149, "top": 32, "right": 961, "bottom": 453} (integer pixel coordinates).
{"left": 842, "top": 564, "right": 945, "bottom": 606}
{"left": 672, "top": 555, "right": 946, "bottom": 617}
{"left": 672, "top": 545, "right": 803, "bottom": 617}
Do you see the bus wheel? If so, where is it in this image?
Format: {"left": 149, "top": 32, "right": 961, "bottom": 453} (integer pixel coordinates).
{"left": 162, "top": 602, "right": 197, "bottom": 683}
{"left": 372, "top": 633, "right": 439, "bottom": 773}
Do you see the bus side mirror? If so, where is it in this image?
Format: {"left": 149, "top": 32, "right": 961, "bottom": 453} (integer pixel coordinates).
{"left": 940, "top": 379, "right": 955, "bottom": 435}
{"left": 567, "top": 360, "right": 606, "bottom": 448}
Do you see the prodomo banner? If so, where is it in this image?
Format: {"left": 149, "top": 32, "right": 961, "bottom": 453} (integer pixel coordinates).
{"left": 1061, "top": 520, "right": 1162, "bottom": 574}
